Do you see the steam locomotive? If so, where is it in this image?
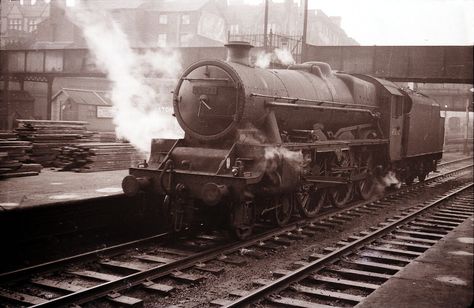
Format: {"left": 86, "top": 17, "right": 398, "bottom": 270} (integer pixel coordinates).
{"left": 122, "top": 42, "right": 444, "bottom": 239}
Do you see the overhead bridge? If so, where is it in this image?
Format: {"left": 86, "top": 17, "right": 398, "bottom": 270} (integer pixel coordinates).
{"left": 0, "top": 47, "right": 227, "bottom": 80}
{"left": 0, "top": 45, "right": 472, "bottom": 127}
{"left": 1, "top": 45, "right": 472, "bottom": 83}
{"left": 303, "top": 45, "right": 473, "bottom": 84}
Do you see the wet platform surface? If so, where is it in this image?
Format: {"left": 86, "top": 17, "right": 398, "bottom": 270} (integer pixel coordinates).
{"left": 0, "top": 169, "right": 128, "bottom": 210}
{"left": 357, "top": 214, "right": 474, "bottom": 308}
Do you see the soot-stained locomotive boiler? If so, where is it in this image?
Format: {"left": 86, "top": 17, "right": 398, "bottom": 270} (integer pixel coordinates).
{"left": 122, "top": 42, "right": 444, "bottom": 239}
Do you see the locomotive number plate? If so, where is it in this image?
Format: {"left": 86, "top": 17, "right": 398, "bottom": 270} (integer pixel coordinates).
{"left": 193, "top": 86, "right": 217, "bottom": 95}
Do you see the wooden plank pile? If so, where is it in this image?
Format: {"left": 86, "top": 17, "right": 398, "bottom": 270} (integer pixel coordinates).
{"left": 54, "top": 143, "right": 146, "bottom": 172}
{"left": 0, "top": 133, "right": 42, "bottom": 179}
{"left": 15, "top": 120, "right": 94, "bottom": 167}
{"left": 90, "top": 132, "right": 117, "bottom": 143}
{"left": 0, "top": 132, "right": 18, "bottom": 140}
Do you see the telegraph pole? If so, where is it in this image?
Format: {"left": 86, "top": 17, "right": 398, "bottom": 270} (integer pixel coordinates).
{"left": 263, "top": 0, "right": 269, "bottom": 51}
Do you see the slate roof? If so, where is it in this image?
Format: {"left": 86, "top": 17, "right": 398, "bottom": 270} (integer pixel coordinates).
{"left": 52, "top": 88, "right": 112, "bottom": 106}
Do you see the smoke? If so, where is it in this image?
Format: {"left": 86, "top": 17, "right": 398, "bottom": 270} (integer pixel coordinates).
{"left": 66, "top": 5, "right": 184, "bottom": 153}
{"left": 254, "top": 48, "right": 296, "bottom": 69}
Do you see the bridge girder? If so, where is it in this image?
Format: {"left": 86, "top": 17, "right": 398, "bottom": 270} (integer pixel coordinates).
{"left": 303, "top": 45, "right": 473, "bottom": 84}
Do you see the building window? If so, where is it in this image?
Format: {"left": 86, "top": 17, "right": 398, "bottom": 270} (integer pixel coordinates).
{"left": 159, "top": 14, "right": 167, "bottom": 24}
{"left": 27, "top": 19, "right": 38, "bottom": 32}
{"left": 8, "top": 18, "right": 23, "bottom": 31}
{"left": 158, "top": 33, "right": 167, "bottom": 47}
{"left": 181, "top": 14, "right": 190, "bottom": 25}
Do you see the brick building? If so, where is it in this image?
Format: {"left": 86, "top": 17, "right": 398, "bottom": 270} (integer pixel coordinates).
{"left": 0, "top": 0, "right": 50, "bottom": 48}
{"left": 12, "top": 0, "right": 357, "bottom": 50}
{"left": 138, "top": 0, "right": 227, "bottom": 47}
{"left": 307, "top": 9, "right": 358, "bottom": 45}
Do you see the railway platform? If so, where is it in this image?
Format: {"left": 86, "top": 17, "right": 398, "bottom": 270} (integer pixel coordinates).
{"left": 357, "top": 215, "right": 474, "bottom": 308}
{"left": 0, "top": 169, "right": 127, "bottom": 210}
{"left": 0, "top": 152, "right": 468, "bottom": 210}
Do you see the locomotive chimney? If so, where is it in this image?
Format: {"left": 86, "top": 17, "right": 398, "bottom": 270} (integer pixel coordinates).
{"left": 224, "top": 41, "right": 253, "bottom": 66}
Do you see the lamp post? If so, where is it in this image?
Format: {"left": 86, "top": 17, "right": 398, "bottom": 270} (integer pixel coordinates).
{"left": 443, "top": 104, "right": 448, "bottom": 147}
{"left": 465, "top": 88, "right": 474, "bottom": 155}
{"left": 301, "top": 0, "right": 308, "bottom": 62}
{"left": 263, "top": 0, "right": 269, "bottom": 51}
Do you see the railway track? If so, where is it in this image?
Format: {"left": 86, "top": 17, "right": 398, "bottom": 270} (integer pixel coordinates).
{"left": 213, "top": 183, "right": 473, "bottom": 307}
{"left": 0, "top": 159, "right": 472, "bottom": 307}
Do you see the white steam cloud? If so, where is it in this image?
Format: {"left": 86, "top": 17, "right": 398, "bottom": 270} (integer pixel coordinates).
{"left": 381, "top": 171, "right": 401, "bottom": 189}
{"left": 255, "top": 48, "right": 296, "bottom": 69}
{"left": 264, "top": 147, "right": 303, "bottom": 173}
{"left": 66, "top": 6, "right": 184, "bottom": 153}
{"left": 274, "top": 48, "right": 296, "bottom": 66}
{"left": 255, "top": 51, "right": 272, "bottom": 69}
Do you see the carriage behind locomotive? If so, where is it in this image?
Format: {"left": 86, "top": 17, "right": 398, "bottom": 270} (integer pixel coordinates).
{"left": 122, "top": 42, "right": 444, "bottom": 238}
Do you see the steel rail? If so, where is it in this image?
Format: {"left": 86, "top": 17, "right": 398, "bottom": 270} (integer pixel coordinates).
{"left": 3, "top": 161, "right": 470, "bottom": 306}
{"left": 29, "top": 220, "right": 309, "bottom": 307}
{"left": 222, "top": 182, "right": 474, "bottom": 307}
{"left": 31, "top": 164, "right": 472, "bottom": 307}
{"left": 0, "top": 233, "right": 171, "bottom": 284}
{"left": 5, "top": 159, "right": 467, "bottom": 283}
{"left": 438, "top": 156, "right": 472, "bottom": 167}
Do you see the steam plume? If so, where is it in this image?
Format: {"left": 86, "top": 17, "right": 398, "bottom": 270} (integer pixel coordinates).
{"left": 372, "top": 170, "right": 402, "bottom": 198}
{"left": 255, "top": 48, "right": 296, "bottom": 68}
{"left": 274, "top": 48, "right": 296, "bottom": 65}
{"left": 255, "top": 51, "right": 272, "bottom": 69}
{"left": 66, "top": 5, "right": 184, "bottom": 153}
{"left": 264, "top": 146, "right": 303, "bottom": 173}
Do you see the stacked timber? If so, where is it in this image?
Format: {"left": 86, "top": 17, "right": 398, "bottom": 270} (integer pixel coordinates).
{"left": 92, "top": 132, "right": 117, "bottom": 143}
{"left": 0, "top": 131, "right": 18, "bottom": 140}
{"left": 0, "top": 137, "right": 42, "bottom": 179}
{"left": 54, "top": 143, "right": 146, "bottom": 172}
{"left": 78, "top": 131, "right": 118, "bottom": 143}
{"left": 15, "top": 120, "right": 94, "bottom": 166}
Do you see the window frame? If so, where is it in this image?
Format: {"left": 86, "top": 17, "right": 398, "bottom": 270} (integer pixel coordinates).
{"left": 159, "top": 14, "right": 168, "bottom": 25}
